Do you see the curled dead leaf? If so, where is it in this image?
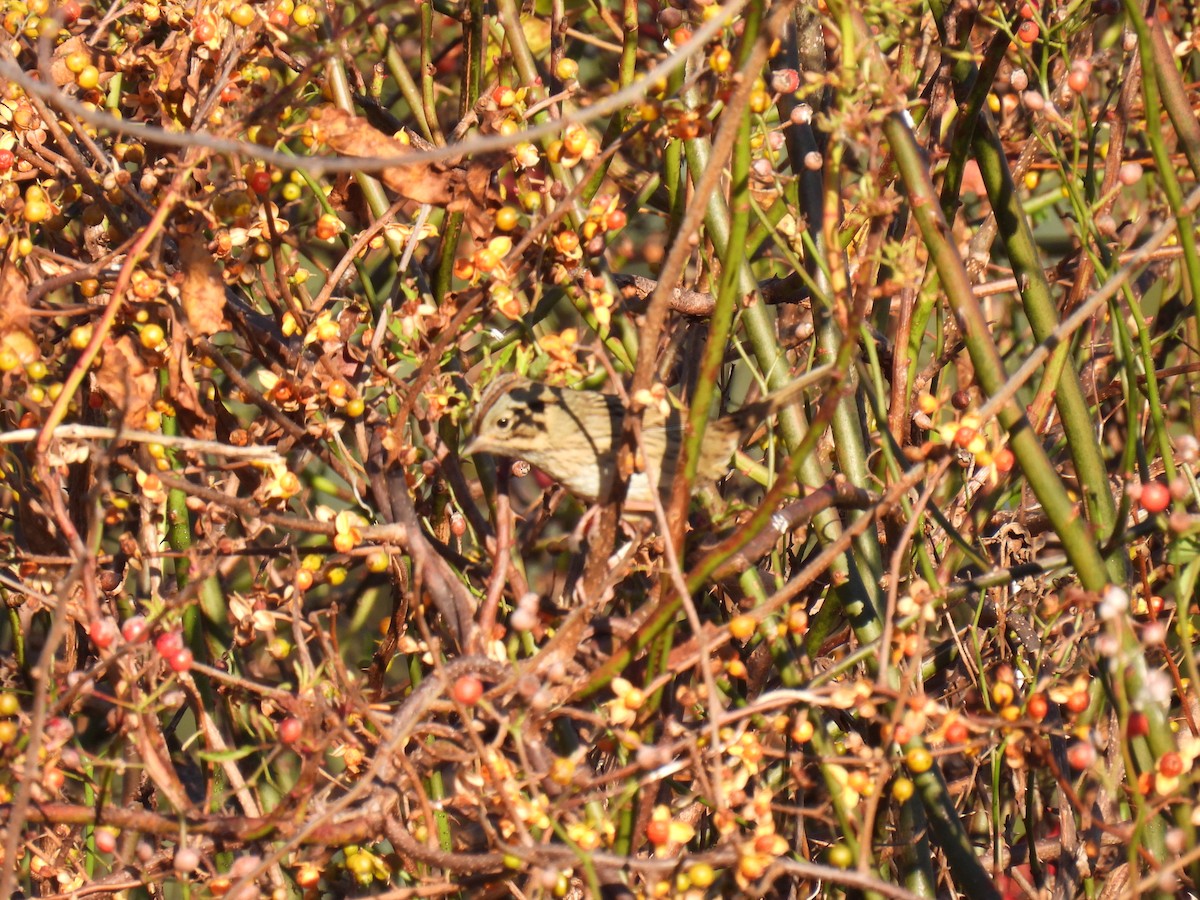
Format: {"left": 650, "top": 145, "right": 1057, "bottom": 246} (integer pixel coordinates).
{"left": 95, "top": 335, "right": 156, "bottom": 427}
{"left": 167, "top": 318, "right": 216, "bottom": 436}
{"left": 0, "top": 261, "right": 40, "bottom": 366}
{"left": 309, "top": 107, "right": 499, "bottom": 239}
{"left": 179, "top": 236, "right": 228, "bottom": 337}
{"left": 50, "top": 36, "right": 88, "bottom": 87}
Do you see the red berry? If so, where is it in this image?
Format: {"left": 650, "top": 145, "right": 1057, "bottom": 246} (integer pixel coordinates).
{"left": 155, "top": 631, "right": 185, "bottom": 657}
{"left": 167, "top": 647, "right": 194, "bottom": 672}
{"left": 770, "top": 68, "right": 800, "bottom": 94}
{"left": 121, "top": 616, "right": 149, "bottom": 643}
{"left": 1159, "top": 751, "right": 1184, "bottom": 778}
{"left": 1066, "top": 67, "right": 1089, "bottom": 93}
{"left": 88, "top": 618, "right": 118, "bottom": 649}
{"left": 279, "top": 716, "right": 302, "bottom": 745}
{"left": 1016, "top": 20, "right": 1039, "bottom": 42}
{"left": 1026, "top": 693, "right": 1048, "bottom": 720}
{"left": 1066, "top": 690, "right": 1090, "bottom": 714}
{"left": 452, "top": 675, "right": 484, "bottom": 706}
{"left": 1017, "top": 1, "right": 1036, "bottom": 19}
{"left": 59, "top": 0, "right": 82, "bottom": 23}
{"left": 248, "top": 170, "right": 271, "bottom": 194}
{"left": 1066, "top": 741, "right": 1095, "bottom": 770}
{"left": 0, "top": 149, "right": 14, "bottom": 172}
{"left": 945, "top": 720, "right": 969, "bottom": 744}
{"left": 1139, "top": 481, "right": 1170, "bottom": 513}
{"left": 1127, "top": 711, "right": 1150, "bottom": 737}
{"left": 992, "top": 447, "right": 1015, "bottom": 473}
{"left": 193, "top": 17, "right": 216, "bottom": 41}
{"left": 646, "top": 817, "right": 671, "bottom": 845}
{"left": 95, "top": 829, "right": 117, "bottom": 854}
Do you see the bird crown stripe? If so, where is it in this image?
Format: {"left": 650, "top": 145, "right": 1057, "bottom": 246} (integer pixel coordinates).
{"left": 473, "top": 373, "right": 527, "bottom": 424}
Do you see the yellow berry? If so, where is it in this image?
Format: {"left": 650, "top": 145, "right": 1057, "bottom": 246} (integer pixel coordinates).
{"left": 76, "top": 65, "right": 99, "bottom": 90}
{"left": 69, "top": 324, "right": 93, "bottom": 350}
{"left": 555, "top": 57, "right": 578, "bottom": 81}
{"left": 494, "top": 206, "right": 520, "bottom": 231}
{"left": 891, "top": 776, "right": 915, "bottom": 801}
{"left": 23, "top": 199, "right": 50, "bottom": 223}
{"left": 991, "top": 682, "right": 1015, "bottom": 708}
{"left": 229, "top": 2, "right": 254, "bottom": 25}
{"left": 688, "top": 863, "right": 715, "bottom": 888}
{"left": 65, "top": 49, "right": 89, "bottom": 73}
{"left": 140, "top": 323, "right": 165, "bottom": 349}
{"left": 905, "top": 746, "right": 933, "bottom": 773}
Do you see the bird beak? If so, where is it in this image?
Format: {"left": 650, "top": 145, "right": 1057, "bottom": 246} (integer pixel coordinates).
{"left": 462, "top": 436, "right": 483, "bottom": 457}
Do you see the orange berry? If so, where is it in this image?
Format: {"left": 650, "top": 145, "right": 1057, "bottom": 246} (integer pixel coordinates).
{"left": 1026, "top": 693, "right": 1048, "bottom": 720}
{"left": 452, "top": 675, "right": 484, "bottom": 705}
{"left": 728, "top": 615, "right": 757, "bottom": 641}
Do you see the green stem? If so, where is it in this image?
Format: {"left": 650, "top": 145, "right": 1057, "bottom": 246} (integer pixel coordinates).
{"left": 884, "top": 112, "right": 1109, "bottom": 592}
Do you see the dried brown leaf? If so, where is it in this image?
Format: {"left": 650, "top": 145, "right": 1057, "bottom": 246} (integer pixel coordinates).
{"left": 310, "top": 107, "right": 499, "bottom": 237}
{"left": 179, "top": 235, "right": 228, "bottom": 337}
{"left": 0, "top": 261, "right": 40, "bottom": 365}
{"left": 167, "top": 320, "right": 215, "bottom": 436}
{"left": 50, "top": 36, "right": 88, "bottom": 87}
{"left": 134, "top": 710, "right": 191, "bottom": 812}
{"left": 311, "top": 107, "right": 456, "bottom": 205}
{"left": 95, "top": 335, "right": 155, "bottom": 427}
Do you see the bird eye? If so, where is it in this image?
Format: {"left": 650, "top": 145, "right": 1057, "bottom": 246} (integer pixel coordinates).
{"left": 496, "top": 416, "right": 510, "bottom": 430}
